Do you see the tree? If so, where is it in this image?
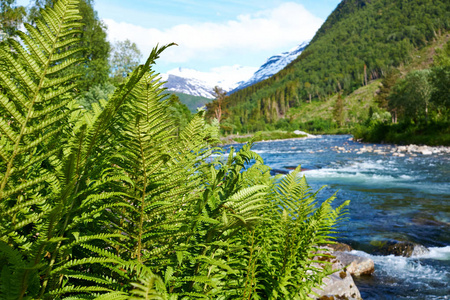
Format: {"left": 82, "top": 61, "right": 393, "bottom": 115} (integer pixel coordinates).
{"left": 166, "top": 93, "right": 192, "bottom": 133}
{"left": 212, "top": 85, "right": 227, "bottom": 123}
{"left": 333, "top": 93, "right": 345, "bottom": 126}
{"left": 430, "top": 41, "right": 450, "bottom": 109}
{"left": 110, "top": 39, "right": 142, "bottom": 84}
{"left": 376, "top": 68, "right": 400, "bottom": 110}
{"left": 0, "top": 0, "right": 26, "bottom": 41}
{"left": 389, "top": 70, "right": 432, "bottom": 122}
{"left": 27, "top": 0, "right": 111, "bottom": 93}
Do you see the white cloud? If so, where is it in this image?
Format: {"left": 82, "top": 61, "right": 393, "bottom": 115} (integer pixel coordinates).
{"left": 103, "top": 2, "right": 323, "bottom": 66}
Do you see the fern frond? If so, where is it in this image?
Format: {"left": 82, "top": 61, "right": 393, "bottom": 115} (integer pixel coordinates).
{"left": 0, "top": 0, "right": 84, "bottom": 200}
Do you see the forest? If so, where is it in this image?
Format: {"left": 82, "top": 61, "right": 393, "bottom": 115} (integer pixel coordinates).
{"left": 206, "top": 0, "right": 450, "bottom": 140}
{"left": 0, "top": 0, "right": 349, "bottom": 299}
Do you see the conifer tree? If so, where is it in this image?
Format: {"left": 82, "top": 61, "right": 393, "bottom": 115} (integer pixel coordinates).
{"left": 333, "top": 93, "right": 345, "bottom": 127}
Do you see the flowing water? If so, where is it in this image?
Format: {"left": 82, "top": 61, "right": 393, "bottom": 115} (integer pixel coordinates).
{"left": 221, "top": 135, "right": 450, "bottom": 299}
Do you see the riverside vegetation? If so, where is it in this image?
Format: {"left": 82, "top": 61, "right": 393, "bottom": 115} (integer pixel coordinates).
{"left": 0, "top": 1, "right": 349, "bottom": 299}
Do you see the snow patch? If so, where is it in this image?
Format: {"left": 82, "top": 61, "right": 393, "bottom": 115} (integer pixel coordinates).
{"left": 230, "top": 41, "right": 309, "bottom": 93}
{"left": 160, "top": 65, "right": 257, "bottom": 98}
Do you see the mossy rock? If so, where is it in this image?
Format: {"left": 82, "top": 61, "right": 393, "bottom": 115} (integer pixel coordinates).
{"left": 373, "top": 240, "right": 429, "bottom": 257}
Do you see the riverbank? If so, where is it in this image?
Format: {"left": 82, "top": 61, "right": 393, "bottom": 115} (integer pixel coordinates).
{"left": 222, "top": 128, "right": 450, "bottom": 148}
{"left": 352, "top": 121, "right": 450, "bottom": 146}
{"left": 335, "top": 138, "right": 450, "bottom": 157}
{"left": 220, "top": 130, "right": 316, "bottom": 145}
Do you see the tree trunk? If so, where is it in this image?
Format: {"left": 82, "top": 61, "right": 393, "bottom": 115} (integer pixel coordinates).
{"left": 364, "top": 64, "right": 368, "bottom": 86}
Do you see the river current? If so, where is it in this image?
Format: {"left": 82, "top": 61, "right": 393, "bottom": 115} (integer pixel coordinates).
{"left": 221, "top": 135, "right": 450, "bottom": 300}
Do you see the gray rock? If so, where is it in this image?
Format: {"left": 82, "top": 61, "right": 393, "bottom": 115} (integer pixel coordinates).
{"left": 310, "top": 248, "right": 363, "bottom": 300}
{"left": 334, "top": 251, "right": 375, "bottom": 276}
{"left": 311, "top": 262, "right": 362, "bottom": 300}
{"left": 324, "top": 242, "right": 353, "bottom": 252}
{"left": 374, "top": 240, "right": 430, "bottom": 257}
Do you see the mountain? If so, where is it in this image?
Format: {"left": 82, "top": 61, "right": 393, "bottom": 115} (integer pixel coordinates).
{"left": 162, "top": 74, "right": 215, "bottom": 99}
{"left": 230, "top": 41, "right": 309, "bottom": 93}
{"left": 160, "top": 66, "right": 256, "bottom": 99}
{"left": 206, "top": 0, "right": 450, "bottom": 133}
{"left": 161, "top": 42, "right": 309, "bottom": 98}
{"left": 171, "top": 92, "right": 212, "bottom": 113}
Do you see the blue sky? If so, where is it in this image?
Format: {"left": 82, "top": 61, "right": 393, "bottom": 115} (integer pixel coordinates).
{"left": 17, "top": 0, "right": 341, "bottom": 75}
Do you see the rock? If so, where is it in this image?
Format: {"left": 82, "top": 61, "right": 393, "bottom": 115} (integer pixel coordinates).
{"left": 309, "top": 245, "right": 364, "bottom": 299}
{"left": 325, "top": 242, "right": 353, "bottom": 252}
{"left": 294, "top": 130, "right": 317, "bottom": 138}
{"left": 421, "top": 150, "right": 433, "bottom": 155}
{"left": 333, "top": 251, "right": 375, "bottom": 276}
{"left": 311, "top": 262, "right": 362, "bottom": 300}
{"left": 374, "top": 240, "right": 430, "bottom": 257}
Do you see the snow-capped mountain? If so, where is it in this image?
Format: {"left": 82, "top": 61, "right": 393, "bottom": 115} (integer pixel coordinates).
{"left": 161, "top": 74, "right": 215, "bottom": 99}
{"left": 160, "top": 66, "right": 257, "bottom": 99}
{"left": 160, "top": 41, "right": 309, "bottom": 98}
{"left": 230, "top": 41, "right": 309, "bottom": 93}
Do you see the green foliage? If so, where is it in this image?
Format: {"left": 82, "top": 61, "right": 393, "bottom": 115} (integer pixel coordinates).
{"left": 165, "top": 93, "right": 193, "bottom": 132}
{"left": 170, "top": 92, "right": 212, "bottom": 114}
{"left": 207, "top": 0, "right": 449, "bottom": 132}
{"left": 356, "top": 41, "right": 450, "bottom": 144}
{"left": 375, "top": 68, "right": 400, "bottom": 110}
{"left": 430, "top": 41, "right": 450, "bottom": 108}
{"left": 231, "top": 131, "right": 306, "bottom": 144}
{"left": 27, "top": 0, "right": 111, "bottom": 93}
{"left": 0, "top": 0, "right": 26, "bottom": 40}
{"left": 353, "top": 119, "right": 450, "bottom": 145}
{"left": 332, "top": 94, "right": 344, "bottom": 127}
{"left": 389, "top": 69, "right": 432, "bottom": 121}
{"left": 0, "top": 2, "right": 349, "bottom": 299}
{"left": 78, "top": 82, "right": 116, "bottom": 109}
{"left": 110, "top": 39, "right": 143, "bottom": 84}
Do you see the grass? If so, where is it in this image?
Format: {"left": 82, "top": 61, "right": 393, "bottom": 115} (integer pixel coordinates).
{"left": 221, "top": 131, "right": 307, "bottom": 144}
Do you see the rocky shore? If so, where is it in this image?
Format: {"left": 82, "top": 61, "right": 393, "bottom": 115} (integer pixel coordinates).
{"left": 311, "top": 243, "right": 374, "bottom": 300}
{"left": 336, "top": 139, "right": 450, "bottom": 157}
{"left": 312, "top": 240, "right": 433, "bottom": 300}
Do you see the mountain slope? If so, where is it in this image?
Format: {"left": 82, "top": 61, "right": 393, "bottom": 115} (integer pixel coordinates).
{"left": 208, "top": 0, "right": 450, "bottom": 133}
{"left": 163, "top": 74, "right": 216, "bottom": 98}
{"left": 172, "top": 92, "right": 212, "bottom": 113}
{"left": 230, "top": 41, "right": 309, "bottom": 93}
{"left": 160, "top": 66, "right": 256, "bottom": 98}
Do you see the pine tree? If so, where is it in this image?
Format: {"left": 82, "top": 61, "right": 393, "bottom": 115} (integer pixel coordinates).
{"left": 333, "top": 93, "right": 345, "bottom": 126}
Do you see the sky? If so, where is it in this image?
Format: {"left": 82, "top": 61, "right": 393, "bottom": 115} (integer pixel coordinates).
{"left": 17, "top": 0, "right": 341, "bottom": 76}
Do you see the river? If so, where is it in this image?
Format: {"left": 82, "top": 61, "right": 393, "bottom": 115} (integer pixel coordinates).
{"left": 221, "top": 135, "right": 450, "bottom": 300}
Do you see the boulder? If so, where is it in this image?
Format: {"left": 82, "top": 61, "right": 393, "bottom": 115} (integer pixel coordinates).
{"left": 294, "top": 130, "right": 318, "bottom": 138}
{"left": 324, "top": 242, "right": 353, "bottom": 252}
{"left": 333, "top": 251, "right": 375, "bottom": 276}
{"left": 309, "top": 246, "right": 364, "bottom": 299}
{"left": 374, "top": 240, "right": 429, "bottom": 257}
{"left": 311, "top": 260, "right": 362, "bottom": 300}
{"left": 421, "top": 150, "right": 433, "bottom": 155}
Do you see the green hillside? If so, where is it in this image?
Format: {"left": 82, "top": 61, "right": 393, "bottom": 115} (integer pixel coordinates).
{"left": 206, "top": 0, "right": 450, "bottom": 134}
{"left": 171, "top": 92, "right": 212, "bottom": 113}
